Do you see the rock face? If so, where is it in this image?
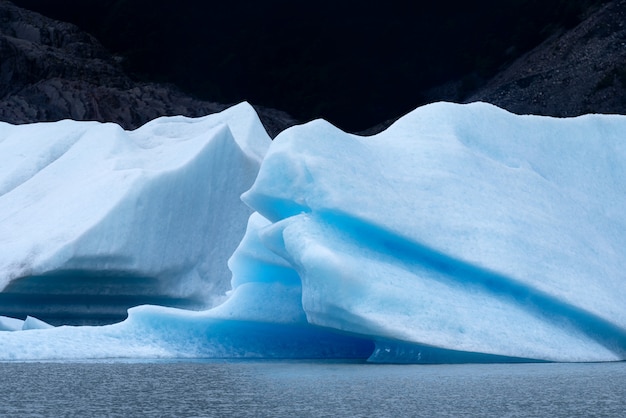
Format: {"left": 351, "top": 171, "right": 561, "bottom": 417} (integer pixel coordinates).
{"left": 465, "top": 0, "right": 626, "bottom": 116}
{"left": 0, "top": 1, "right": 297, "bottom": 135}
{"left": 364, "top": 0, "right": 626, "bottom": 134}
{"left": 2, "top": 0, "right": 626, "bottom": 136}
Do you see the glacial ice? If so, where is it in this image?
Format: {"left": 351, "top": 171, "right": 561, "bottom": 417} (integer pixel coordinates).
{"left": 1, "top": 101, "right": 626, "bottom": 363}
{"left": 0, "top": 315, "right": 22, "bottom": 331}
{"left": 0, "top": 102, "right": 270, "bottom": 324}
{"left": 21, "top": 316, "right": 53, "bottom": 330}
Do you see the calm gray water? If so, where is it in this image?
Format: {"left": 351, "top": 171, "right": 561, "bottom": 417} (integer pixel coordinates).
{"left": 0, "top": 360, "right": 624, "bottom": 417}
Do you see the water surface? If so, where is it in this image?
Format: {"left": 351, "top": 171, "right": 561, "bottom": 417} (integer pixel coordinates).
{"left": 0, "top": 360, "right": 624, "bottom": 417}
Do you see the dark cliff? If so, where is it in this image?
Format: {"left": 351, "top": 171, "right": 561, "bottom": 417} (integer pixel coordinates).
{"left": 9, "top": 0, "right": 614, "bottom": 132}
{"left": 464, "top": 0, "right": 626, "bottom": 116}
{"left": 0, "top": 1, "right": 297, "bottom": 136}
{"left": 1, "top": 0, "right": 625, "bottom": 135}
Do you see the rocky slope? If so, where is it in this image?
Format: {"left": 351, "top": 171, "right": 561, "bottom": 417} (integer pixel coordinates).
{"left": 1, "top": 0, "right": 625, "bottom": 135}
{"left": 364, "top": 0, "right": 625, "bottom": 134}
{"left": 464, "top": 0, "right": 626, "bottom": 116}
{"left": 0, "top": 1, "right": 297, "bottom": 136}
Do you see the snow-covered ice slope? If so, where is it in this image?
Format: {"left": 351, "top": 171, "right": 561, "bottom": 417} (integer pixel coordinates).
{"left": 242, "top": 101, "right": 626, "bottom": 362}
{"left": 1, "top": 101, "right": 625, "bottom": 363}
{"left": 0, "top": 102, "right": 270, "bottom": 324}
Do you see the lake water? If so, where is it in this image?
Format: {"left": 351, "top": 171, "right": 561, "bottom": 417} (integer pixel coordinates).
{"left": 0, "top": 360, "right": 624, "bottom": 417}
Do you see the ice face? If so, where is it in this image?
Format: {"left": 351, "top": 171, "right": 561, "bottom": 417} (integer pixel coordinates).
{"left": 0, "top": 315, "right": 23, "bottom": 331}
{"left": 21, "top": 316, "right": 53, "bottom": 330}
{"left": 241, "top": 102, "right": 626, "bottom": 362}
{"left": 0, "top": 102, "right": 270, "bottom": 325}
{"left": 1, "top": 101, "right": 626, "bottom": 363}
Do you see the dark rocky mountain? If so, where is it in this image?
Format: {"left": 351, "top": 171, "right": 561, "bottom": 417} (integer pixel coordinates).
{"left": 463, "top": 0, "right": 626, "bottom": 116}
{"left": 0, "top": 1, "right": 297, "bottom": 136}
{"left": 1, "top": 0, "right": 625, "bottom": 135}
{"left": 7, "top": 0, "right": 613, "bottom": 131}
{"left": 363, "top": 0, "right": 626, "bottom": 134}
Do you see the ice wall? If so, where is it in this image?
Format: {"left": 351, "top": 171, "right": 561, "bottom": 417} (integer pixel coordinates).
{"left": 241, "top": 102, "right": 626, "bottom": 362}
{"left": 0, "top": 102, "right": 270, "bottom": 324}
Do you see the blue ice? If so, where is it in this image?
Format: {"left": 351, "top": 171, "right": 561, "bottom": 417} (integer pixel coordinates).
{"left": 1, "top": 102, "right": 626, "bottom": 363}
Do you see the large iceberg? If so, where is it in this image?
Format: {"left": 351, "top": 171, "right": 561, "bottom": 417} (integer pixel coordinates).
{"left": 242, "top": 102, "right": 626, "bottom": 362}
{"left": 0, "top": 102, "right": 269, "bottom": 324}
{"left": 1, "top": 101, "right": 625, "bottom": 363}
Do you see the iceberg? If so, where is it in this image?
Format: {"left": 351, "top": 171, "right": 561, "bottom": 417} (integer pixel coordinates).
{"left": 1, "top": 101, "right": 625, "bottom": 363}
{"left": 0, "top": 102, "right": 270, "bottom": 325}
{"left": 241, "top": 102, "right": 626, "bottom": 362}
{"left": 21, "top": 316, "right": 53, "bottom": 330}
{"left": 0, "top": 315, "right": 23, "bottom": 331}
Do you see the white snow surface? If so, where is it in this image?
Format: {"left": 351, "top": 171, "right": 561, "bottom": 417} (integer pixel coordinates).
{"left": 1, "top": 101, "right": 626, "bottom": 363}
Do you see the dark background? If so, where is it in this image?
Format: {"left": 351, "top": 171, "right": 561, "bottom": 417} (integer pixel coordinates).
{"left": 12, "top": 0, "right": 607, "bottom": 131}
